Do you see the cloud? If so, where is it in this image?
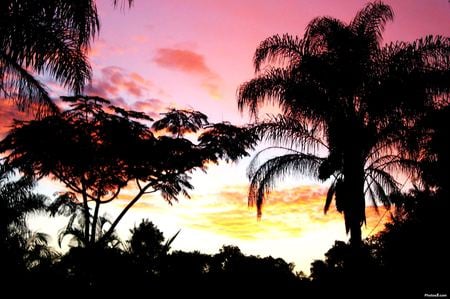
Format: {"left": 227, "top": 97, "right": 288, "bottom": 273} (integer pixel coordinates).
{"left": 114, "top": 184, "right": 390, "bottom": 242}
{"left": 86, "top": 66, "right": 152, "bottom": 98}
{"left": 0, "top": 99, "right": 35, "bottom": 138}
{"left": 206, "top": 185, "right": 389, "bottom": 240}
{"left": 83, "top": 66, "right": 171, "bottom": 117}
{"left": 154, "top": 48, "right": 215, "bottom": 76}
{"left": 153, "top": 48, "right": 223, "bottom": 99}
{"left": 131, "top": 98, "right": 167, "bottom": 119}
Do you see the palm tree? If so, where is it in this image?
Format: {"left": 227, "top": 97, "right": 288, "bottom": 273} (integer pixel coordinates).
{"left": 0, "top": 166, "right": 48, "bottom": 240}
{"left": 237, "top": 1, "right": 449, "bottom": 246}
{"left": 0, "top": 165, "right": 59, "bottom": 281}
{"left": 0, "top": 0, "right": 133, "bottom": 116}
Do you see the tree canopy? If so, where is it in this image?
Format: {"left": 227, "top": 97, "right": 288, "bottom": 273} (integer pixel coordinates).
{"left": 0, "top": 95, "right": 257, "bottom": 246}
{"left": 237, "top": 1, "right": 450, "bottom": 245}
{"left": 0, "top": 0, "right": 133, "bottom": 115}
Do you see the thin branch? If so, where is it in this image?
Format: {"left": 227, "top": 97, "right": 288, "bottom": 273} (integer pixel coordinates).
{"left": 100, "top": 182, "right": 155, "bottom": 243}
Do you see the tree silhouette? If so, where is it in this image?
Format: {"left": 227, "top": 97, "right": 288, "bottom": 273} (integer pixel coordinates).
{"left": 237, "top": 1, "right": 450, "bottom": 246}
{"left": 0, "top": 166, "right": 59, "bottom": 294}
{"left": 0, "top": 95, "right": 257, "bottom": 248}
{"left": 413, "top": 105, "right": 450, "bottom": 195}
{"left": 309, "top": 240, "right": 381, "bottom": 298}
{"left": 367, "top": 189, "right": 448, "bottom": 296}
{"left": 0, "top": 0, "right": 133, "bottom": 115}
{"left": 127, "top": 219, "right": 177, "bottom": 277}
{"left": 0, "top": 166, "right": 47, "bottom": 241}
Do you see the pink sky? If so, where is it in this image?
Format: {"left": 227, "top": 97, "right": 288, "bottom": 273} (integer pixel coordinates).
{"left": 6, "top": 0, "right": 450, "bottom": 273}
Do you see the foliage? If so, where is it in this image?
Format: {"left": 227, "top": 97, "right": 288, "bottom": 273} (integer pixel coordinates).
{"left": 0, "top": 166, "right": 59, "bottom": 294}
{"left": 0, "top": 0, "right": 133, "bottom": 115}
{"left": 0, "top": 95, "right": 257, "bottom": 247}
{"left": 237, "top": 0, "right": 450, "bottom": 244}
{"left": 310, "top": 189, "right": 448, "bottom": 297}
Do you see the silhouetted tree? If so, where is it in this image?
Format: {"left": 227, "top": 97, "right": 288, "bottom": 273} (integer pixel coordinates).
{"left": 0, "top": 166, "right": 59, "bottom": 294}
{"left": 210, "top": 245, "right": 301, "bottom": 296}
{"left": 0, "top": 0, "right": 133, "bottom": 115}
{"left": 309, "top": 240, "right": 381, "bottom": 298}
{"left": 0, "top": 95, "right": 257, "bottom": 248}
{"left": 309, "top": 188, "right": 448, "bottom": 297}
{"left": 415, "top": 105, "right": 450, "bottom": 195}
{"left": 127, "top": 219, "right": 177, "bottom": 277}
{"left": 366, "top": 189, "right": 448, "bottom": 296}
{"left": 238, "top": 1, "right": 450, "bottom": 246}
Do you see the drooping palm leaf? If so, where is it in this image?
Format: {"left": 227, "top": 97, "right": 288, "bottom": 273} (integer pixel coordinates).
{"left": 248, "top": 153, "right": 322, "bottom": 218}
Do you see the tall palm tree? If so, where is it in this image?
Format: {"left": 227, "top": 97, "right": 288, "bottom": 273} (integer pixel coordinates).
{"left": 238, "top": 1, "right": 449, "bottom": 246}
{"left": 0, "top": 0, "right": 133, "bottom": 116}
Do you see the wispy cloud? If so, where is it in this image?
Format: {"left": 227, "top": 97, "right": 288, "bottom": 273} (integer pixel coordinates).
{"left": 154, "top": 48, "right": 223, "bottom": 99}
{"left": 84, "top": 66, "right": 171, "bottom": 118}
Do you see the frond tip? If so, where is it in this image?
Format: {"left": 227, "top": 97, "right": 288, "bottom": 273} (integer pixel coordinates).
{"left": 248, "top": 153, "right": 322, "bottom": 218}
{"left": 254, "top": 34, "right": 304, "bottom": 72}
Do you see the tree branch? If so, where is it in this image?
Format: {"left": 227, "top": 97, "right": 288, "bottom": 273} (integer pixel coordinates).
{"left": 100, "top": 182, "right": 155, "bottom": 243}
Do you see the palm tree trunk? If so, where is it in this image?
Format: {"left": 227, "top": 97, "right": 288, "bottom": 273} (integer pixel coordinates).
{"left": 343, "top": 146, "right": 365, "bottom": 248}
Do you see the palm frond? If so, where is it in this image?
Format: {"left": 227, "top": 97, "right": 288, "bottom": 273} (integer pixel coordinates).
{"left": 248, "top": 153, "right": 322, "bottom": 218}
{"left": 162, "top": 229, "right": 181, "bottom": 254}
{"left": 365, "top": 167, "right": 399, "bottom": 200}
{"left": 254, "top": 34, "right": 304, "bottom": 72}
{"left": 366, "top": 179, "right": 380, "bottom": 214}
{"left": 237, "top": 67, "right": 292, "bottom": 118}
{"left": 251, "top": 114, "right": 327, "bottom": 152}
{"left": 303, "top": 16, "right": 347, "bottom": 54}
{"left": 247, "top": 146, "right": 301, "bottom": 179}
{"left": 47, "top": 192, "right": 80, "bottom": 217}
{"left": 350, "top": 1, "right": 394, "bottom": 46}
{"left": 58, "top": 226, "right": 86, "bottom": 248}
{"left": 0, "top": 51, "right": 57, "bottom": 117}
{"left": 36, "top": 25, "right": 92, "bottom": 94}
{"left": 112, "top": 0, "right": 134, "bottom": 9}
{"left": 365, "top": 166, "right": 399, "bottom": 210}
{"left": 324, "top": 178, "right": 338, "bottom": 214}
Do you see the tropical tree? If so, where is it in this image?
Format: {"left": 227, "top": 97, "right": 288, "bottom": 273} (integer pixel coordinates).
{"left": 0, "top": 95, "right": 257, "bottom": 248}
{"left": 0, "top": 0, "right": 133, "bottom": 116}
{"left": 0, "top": 166, "right": 47, "bottom": 241}
{"left": 0, "top": 166, "right": 59, "bottom": 290}
{"left": 413, "top": 105, "right": 450, "bottom": 195}
{"left": 238, "top": 1, "right": 450, "bottom": 246}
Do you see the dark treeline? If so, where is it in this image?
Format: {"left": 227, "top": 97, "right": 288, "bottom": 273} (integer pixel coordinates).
{"left": 0, "top": 181, "right": 447, "bottom": 297}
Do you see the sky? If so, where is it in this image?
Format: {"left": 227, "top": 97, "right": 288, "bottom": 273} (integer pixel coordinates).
{"left": 2, "top": 0, "right": 450, "bottom": 273}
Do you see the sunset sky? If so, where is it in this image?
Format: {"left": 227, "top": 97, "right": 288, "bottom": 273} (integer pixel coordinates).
{"left": 2, "top": 0, "right": 450, "bottom": 273}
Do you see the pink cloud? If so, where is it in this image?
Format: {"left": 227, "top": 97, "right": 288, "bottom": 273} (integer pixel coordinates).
{"left": 131, "top": 98, "right": 167, "bottom": 119}
{"left": 154, "top": 48, "right": 223, "bottom": 99}
{"left": 154, "top": 48, "right": 215, "bottom": 76}
{"left": 86, "top": 66, "right": 153, "bottom": 98}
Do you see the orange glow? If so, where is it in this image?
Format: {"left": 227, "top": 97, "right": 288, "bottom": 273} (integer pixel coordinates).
{"left": 0, "top": 99, "right": 35, "bottom": 137}
{"left": 113, "top": 183, "right": 389, "bottom": 241}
